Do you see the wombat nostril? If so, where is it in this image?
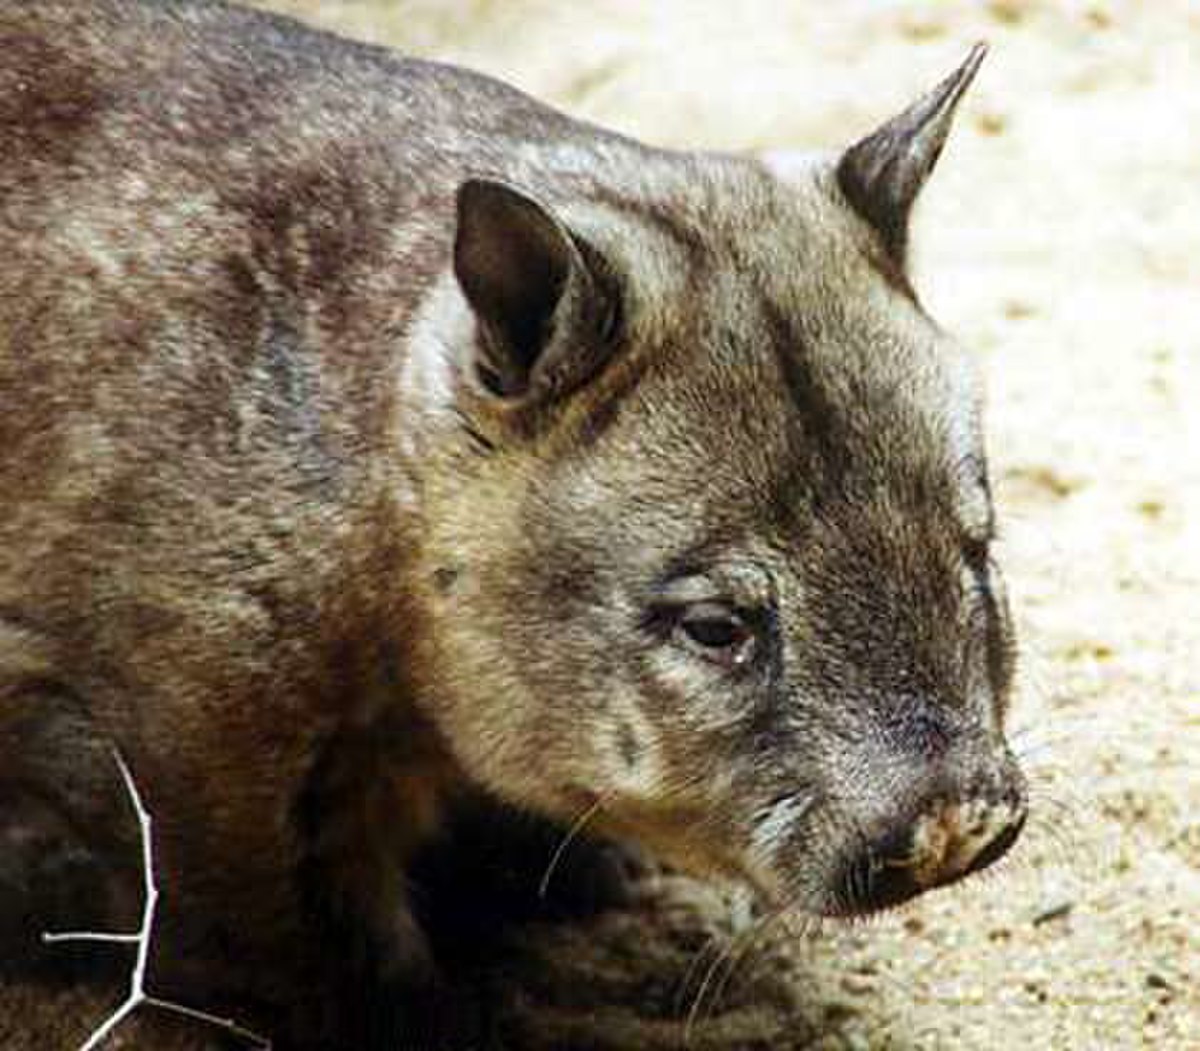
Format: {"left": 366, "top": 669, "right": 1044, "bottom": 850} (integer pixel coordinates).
{"left": 963, "top": 806, "right": 1027, "bottom": 878}
{"left": 873, "top": 824, "right": 916, "bottom": 867}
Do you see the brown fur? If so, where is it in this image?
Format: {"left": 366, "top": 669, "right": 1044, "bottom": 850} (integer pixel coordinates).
{"left": 0, "top": 4, "right": 1023, "bottom": 1047}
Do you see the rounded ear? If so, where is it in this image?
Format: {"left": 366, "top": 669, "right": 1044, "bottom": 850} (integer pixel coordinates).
{"left": 837, "top": 43, "right": 986, "bottom": 265}
{"left": 453, "top": 178, "right": 621, "bottom": 403}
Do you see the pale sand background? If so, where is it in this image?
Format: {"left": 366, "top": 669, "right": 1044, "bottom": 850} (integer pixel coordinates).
{"left": 6, "top": 2, "right": 1197, "bottom": 1048}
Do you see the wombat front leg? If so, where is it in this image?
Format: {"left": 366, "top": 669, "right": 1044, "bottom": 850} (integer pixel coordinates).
{"left": 296, "top": 725, "right": 458, "bottom": 1049}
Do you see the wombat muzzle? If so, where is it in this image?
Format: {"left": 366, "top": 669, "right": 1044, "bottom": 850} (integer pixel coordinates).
{"left": 833, "top": 793, "right": 1028, "bottom": 915}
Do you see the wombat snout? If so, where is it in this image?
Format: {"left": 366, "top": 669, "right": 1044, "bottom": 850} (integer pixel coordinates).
{"left": 834, "top": 783, "right": 1028, "bottom": 915}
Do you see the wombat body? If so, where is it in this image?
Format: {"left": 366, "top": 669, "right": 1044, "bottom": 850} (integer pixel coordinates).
{"left": 0, "top": 2, "right": 1026, "bottom": 1047}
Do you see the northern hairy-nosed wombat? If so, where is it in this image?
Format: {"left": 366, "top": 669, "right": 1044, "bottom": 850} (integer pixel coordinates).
{"left": 0, "top": 1, "right": 1027, "bottom": 1047}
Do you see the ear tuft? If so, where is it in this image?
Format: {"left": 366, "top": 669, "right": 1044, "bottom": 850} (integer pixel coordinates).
{"left": 837, "top": 43, "right": 986, "bottom": 264}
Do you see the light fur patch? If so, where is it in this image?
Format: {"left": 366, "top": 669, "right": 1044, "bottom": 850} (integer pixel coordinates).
{"left": 749, "top": 792, "right": 814, "bottom": 868}
{"left": 604, "top": 699, "right": 667, "bottom": 801}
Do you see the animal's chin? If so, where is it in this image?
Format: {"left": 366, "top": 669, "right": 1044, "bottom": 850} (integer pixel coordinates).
{"left": 817, "top": 878, "right": 927, "bottom": 920}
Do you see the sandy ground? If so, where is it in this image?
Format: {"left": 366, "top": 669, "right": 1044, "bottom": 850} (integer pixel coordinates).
{"left": 7, "top": 2, "right": 1198, "bottom": 1048}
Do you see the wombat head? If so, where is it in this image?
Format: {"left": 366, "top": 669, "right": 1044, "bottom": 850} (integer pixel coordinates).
{"left": 415, "top": 46, "right": 1026, "bottom": 916}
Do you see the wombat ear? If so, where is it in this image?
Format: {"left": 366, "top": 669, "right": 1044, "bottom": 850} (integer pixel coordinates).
{"left": 453, "top": 178, "right": 619, "bottom": 402}
{"left": 837, "top": 43, "right": 986, "bottom": 264}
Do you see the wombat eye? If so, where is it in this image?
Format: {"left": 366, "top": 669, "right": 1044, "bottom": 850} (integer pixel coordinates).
{"left": 676, "top": 603, "right": 756, "bottom": 668}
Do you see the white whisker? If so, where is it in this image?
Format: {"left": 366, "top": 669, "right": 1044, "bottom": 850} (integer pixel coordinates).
{"left": 537, "top": 796, "right": 605, "bottom": 899}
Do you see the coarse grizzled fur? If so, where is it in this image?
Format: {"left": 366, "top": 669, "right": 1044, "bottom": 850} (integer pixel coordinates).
{"left": 0, "top": 2, "right": 1025, "bottom": 1047}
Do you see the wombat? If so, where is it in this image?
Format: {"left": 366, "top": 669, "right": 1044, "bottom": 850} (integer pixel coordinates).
{"left": 0, "top": 1, "right": 1027, "bottom": 1047}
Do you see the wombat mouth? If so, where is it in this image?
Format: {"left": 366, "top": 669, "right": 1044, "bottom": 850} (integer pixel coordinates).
{"left": 829, "top": 809, "right": 1028, "bottom": 917}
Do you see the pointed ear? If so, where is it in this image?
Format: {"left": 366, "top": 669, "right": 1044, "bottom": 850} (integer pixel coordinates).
{"left": 453, "top": 178, "right": 620, "bottom": 402}
{"left": 837, "top": 43, "right": 986, "bottom": 264}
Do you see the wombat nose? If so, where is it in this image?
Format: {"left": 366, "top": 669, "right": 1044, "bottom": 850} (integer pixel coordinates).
{"left": 911, "top": 796, "right": 1027, "bottom": 888}
{"left": 838, "top": 796, "right": 1027, "bottom": 915}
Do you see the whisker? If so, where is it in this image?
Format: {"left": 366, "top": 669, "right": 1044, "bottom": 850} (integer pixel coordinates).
{"left": 675, "top": 917, "right": 733, "bottom": 1019}
{"left": 684, "top": 900, "right": 798, "bottom": 1041}
{"left": 683, "top": 936, "right": 735, "bottom": 1042}
{"left": 704, "top": 908, "right": 785, "bottom": 1027}
{"left": 537, "top": 796, "right": 605, "bottom": 899}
